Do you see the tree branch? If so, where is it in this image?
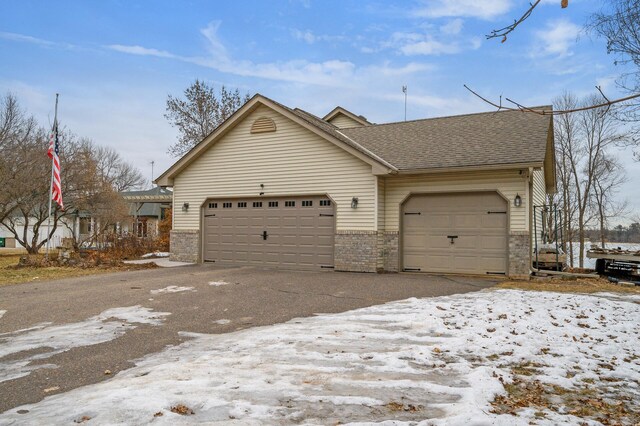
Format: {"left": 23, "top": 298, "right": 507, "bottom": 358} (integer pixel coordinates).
{"left": 486, "top": 0, "right": 542, "bottom": 43}
{"left": 464, "top": 84, "right": 640, "bottom": 115}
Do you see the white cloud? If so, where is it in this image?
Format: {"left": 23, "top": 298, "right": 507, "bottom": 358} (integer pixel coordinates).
{"left": 292, "top": 29, "right": 316, "bottom": 44}
{"left": 440, "top": 19, "right": 464, "bottom": 35}
{"left": 413, "top": 0, "right": 512, "bottom": 19}
{"left": 400, "top": 38, "right": 460, "bottom": 55}
{"left": 107, "top": 21, "right": 430, "bottom": 88}
{"left": 533, "top": 19, "right": 580, "bottom": 57}
{"left": 290, "top": 29, "right": 347, "bottom": 44}
{"left": 0, "top": 31, "right": 77, "bottom": 50}
{"left": 106, "top": 45, "right": 176, "bottom": 59}
{"left": 382, "top": 31, "right": 483, "bottom": 56}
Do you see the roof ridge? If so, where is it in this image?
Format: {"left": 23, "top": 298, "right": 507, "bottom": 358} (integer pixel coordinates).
{"left": 361, "top": 105, "right": 553, "bottom": 129}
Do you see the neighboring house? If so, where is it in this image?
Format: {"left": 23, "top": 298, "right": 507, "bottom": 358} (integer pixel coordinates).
{"left": 156, "top": 94, "right": 555, "bottom": 278}
{"left": 0, "top": 216, "right": 74, "bottom": 249}
{"left": 120, "top": 187, "right": 172, "bottom": 238}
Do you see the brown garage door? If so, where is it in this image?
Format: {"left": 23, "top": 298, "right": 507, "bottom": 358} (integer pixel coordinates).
{"left": 402, "top": 192, "right": 508, "bottom": 275}
{"left": 203, "top": 195, "right": 335, "bottom": 270}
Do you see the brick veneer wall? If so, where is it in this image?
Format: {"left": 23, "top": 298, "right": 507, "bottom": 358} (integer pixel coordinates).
{"left": 382, "top": 231, "right": 399, "bottom": 272}
{"left": 334, "top": 231, "right": 378, "bottom": 272}
{"left": 170, "top": 230, "right": 199, "bottom": 263}
{"left": 509, "top": 231, "right": 531, "bottom": 279}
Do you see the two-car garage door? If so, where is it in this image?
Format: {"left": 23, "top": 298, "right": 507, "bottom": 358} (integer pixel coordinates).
{"left": 402, "top": 192, "right": 508, "bottom": 275}
{"left": 202, "top": 195, "right": 335, "bottom": 270}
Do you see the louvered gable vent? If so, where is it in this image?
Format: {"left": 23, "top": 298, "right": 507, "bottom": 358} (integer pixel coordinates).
{"left": 250, "top": 117, "right": 276, "bottom": 134}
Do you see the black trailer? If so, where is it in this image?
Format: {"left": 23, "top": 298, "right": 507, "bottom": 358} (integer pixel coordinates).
{"left": 587, "top": 249, "right": 640, "bottom": 279}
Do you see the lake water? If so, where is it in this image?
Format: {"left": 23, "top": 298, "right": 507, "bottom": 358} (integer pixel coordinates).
{"left": 566, "top": 242, "right": 640, "bottom": 269}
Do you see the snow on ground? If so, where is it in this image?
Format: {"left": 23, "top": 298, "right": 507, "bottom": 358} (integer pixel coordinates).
{"left": 124, "top": 258, "right": 194, "bottom": 267}
{"left": 150, "top": 286, "right": 195, "bottom": 295}
{"left": 213, "top": 319, "right": 231, "bottom": 325}
{"left": 141, "top": 252, "right": 170, "bottom": 258}
{"left": 208, "top": 280, "right": 229, "bottom": 286}
{"left": 0, "top": 306, "right": 170, "bottom": 384}
{"left": 0, "top": 310, "right": 5, "bottom": 320}
{"left": 1, "top": 290, "right": 638, "bottom": 425}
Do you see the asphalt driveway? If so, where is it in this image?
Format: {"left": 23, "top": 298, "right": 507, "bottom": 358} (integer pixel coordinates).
{"left": 0, "top": 265, "right": 496, "bottom": 413}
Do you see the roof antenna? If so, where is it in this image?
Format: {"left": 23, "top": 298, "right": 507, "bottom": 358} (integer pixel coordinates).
{"left": 150, "top": 160, "right": 155, "bottom": 188}
{"left": 402, "top": 85, "right": 407, "bottom": 121}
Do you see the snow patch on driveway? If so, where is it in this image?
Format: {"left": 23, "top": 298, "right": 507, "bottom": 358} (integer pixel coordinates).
{"left": 208, "top": 281, "right": 229, "bottom": 287}
{"left": 150, "top": 286, "right": 195, "bottom": 295}
{"left": 0, "top": 306, "right": 170, "bottom": 383}
{"left": 141, "top": 251, "right": 170, "bottom": 258}
{"left": 0, "top": 310, "right": 5, "bottom": 320}
{"left": 1, "top": 290, "right": 638, "bottom": 424}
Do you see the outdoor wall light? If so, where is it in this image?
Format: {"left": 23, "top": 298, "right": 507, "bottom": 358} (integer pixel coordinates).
{"left": 514, "top": 194, "right": 522, "bottom": 208}
{"left": 351, "top": 197, "right": 359, "bottom": 209}
{"left": 182, "top": 202, "right": 189, "bottom": 212}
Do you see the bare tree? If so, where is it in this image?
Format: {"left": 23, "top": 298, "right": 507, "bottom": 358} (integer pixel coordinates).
{"left": 93, "top": 145, "right": 146, "bottom": 191}
{"left": 591, "top": 154, "right": 628, "bottom": 247}
{"left": 0, "top": 93, "right": 38, "bottom": 223}
{"left": 0, "top": 94, "right": 146, "bottom": 253}
{"left": 552, "top": 92, "right": 581, "bottom": 266}
{"left": 165, "top": 80, "right": 251, "bottom": 157}
{"left": 588, "top": 0, "right": 640, "bottom": 117}
{"left": 552, "top": 92, "right": 630, "bottom": 267}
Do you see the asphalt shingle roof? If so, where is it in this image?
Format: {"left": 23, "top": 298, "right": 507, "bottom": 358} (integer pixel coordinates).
{"left": 336, "top": 108, "right": 552, "bottom": 171}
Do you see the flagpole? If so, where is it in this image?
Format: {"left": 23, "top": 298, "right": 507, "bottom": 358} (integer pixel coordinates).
{"left": 45, "top": 94, "right": 59, "bottom": 259}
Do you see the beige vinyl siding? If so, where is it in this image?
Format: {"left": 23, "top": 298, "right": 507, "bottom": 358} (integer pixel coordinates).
{"left": 383, "top": 170, "right": 528, "bottom": 232}
{"left": 328, "top": 114, "right": 365, "bottom": 129}
{"left": 377, "top": 176, "right": 386, "bottom": 269}
{"left": 532, "top": 168, "right": 546, "bottom": 209}
{"left": 173, "top": 105, "right": 376, "bottom": 231}
{"left": 532, "top": 167, "right": 547, "bottom": 248}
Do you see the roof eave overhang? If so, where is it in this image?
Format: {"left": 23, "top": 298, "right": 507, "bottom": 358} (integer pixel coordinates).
{"left": 544, "top": 117, "right": 557, "bottom": 194}
{"left": 155, "top": 95, "right": 392, "bottom": 186}
{"left": 393, "top": 162, "right": 544, "bottom": 176}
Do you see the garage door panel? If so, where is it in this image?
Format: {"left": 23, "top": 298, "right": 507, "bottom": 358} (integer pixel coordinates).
{"left": 425, "top": 238, "right": 452, "bottom": 250}
{"left": 455, "top": 236, "right": 478, "bottom": 249}
{"left": 203, "top": 196, "right": 335, "bottom": 269}
{"left": 482, "top": 215, "right": 507, "bottom": 228}
{"left": 454, "top": 214, "right": 482, "bottom": 229}
{"left": 402, "top": 192, "right": 507, "bottom": 274}
{"left": 483, "top": 235, "right": 507, "bottom": 250}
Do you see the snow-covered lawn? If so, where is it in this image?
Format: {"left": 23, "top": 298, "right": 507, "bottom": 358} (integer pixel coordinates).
{"left": 1, "top": 289, "right": 638, "bottom": 425}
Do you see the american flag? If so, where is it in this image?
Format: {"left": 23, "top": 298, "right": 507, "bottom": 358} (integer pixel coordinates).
{"left": 47, "top": 121, "right": 64, "bottom": 209}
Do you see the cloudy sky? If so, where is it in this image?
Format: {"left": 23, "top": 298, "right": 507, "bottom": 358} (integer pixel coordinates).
{"left": 1, "top": 0, "right": 638, "bottom": 220}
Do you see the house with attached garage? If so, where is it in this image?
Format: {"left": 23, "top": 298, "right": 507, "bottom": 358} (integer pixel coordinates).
{"left": 155, "top": 94, "right": 555, "bottom": 278}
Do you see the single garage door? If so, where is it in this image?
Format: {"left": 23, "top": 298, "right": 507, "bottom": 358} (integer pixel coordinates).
{"left": 402, "top": 192, "right": 508, "bottom": 275}
{"left": 203, "top": 195, "right": 335, "bottom": 270}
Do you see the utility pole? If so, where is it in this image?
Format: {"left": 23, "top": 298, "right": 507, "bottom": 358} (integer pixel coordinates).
{"left": 402, "top": 85, "right": 407, "bottom": 121}
{"left": 150, "top": 160, "right": 155, "bottom": 187}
